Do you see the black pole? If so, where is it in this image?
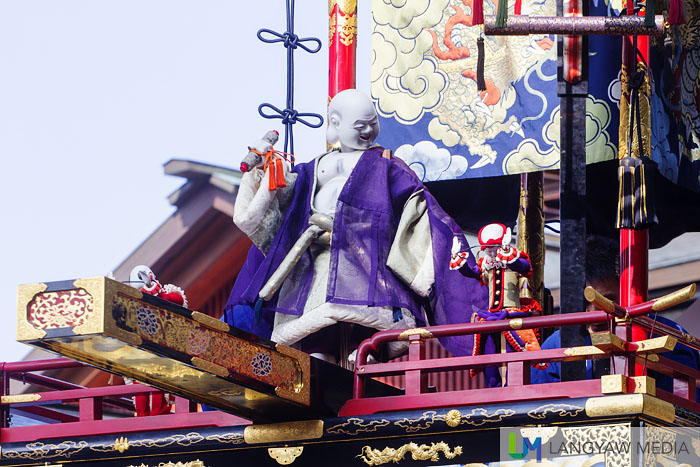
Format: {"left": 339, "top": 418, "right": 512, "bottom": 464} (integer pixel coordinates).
{"left": 558, "top": 0, "right": 590, "bottom": 381}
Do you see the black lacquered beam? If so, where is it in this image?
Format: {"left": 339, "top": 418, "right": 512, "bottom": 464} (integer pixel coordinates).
{"left": 484, "top": 15, "right": 664, "bottom": 35}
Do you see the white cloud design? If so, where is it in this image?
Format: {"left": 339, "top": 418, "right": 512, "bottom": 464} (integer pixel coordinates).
{"left": 502, "top": 96, "right": 616, "bottom": 174}
{"left": 372, "top": 0, "right": 450, "bottom": 124}
{"left": 395, "top": 140, "right": 468, "bottom": 181}
{"left": 428, "top": 116, "right": 461, "bottom": 147}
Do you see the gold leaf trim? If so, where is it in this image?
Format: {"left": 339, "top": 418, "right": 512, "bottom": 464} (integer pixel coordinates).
{"left": 397, "top": 328, "right": 433, "bottom": 341}
{"left": 652, "top": 284, "right": 696, "bottom": 311}
{"left": 329, "top": 0, "right": 357, "bottom": 16}
{"left": 325, "top": 418, "right": 390, "bottom": 435}
{"left": 72, "top": 278, "right": 106, "bottom": 335}
{"left": 589, "top": 331, "right": 625, "bottom": 351}
{"left": 563, "top": 346, "right": 607, "bottom": 357}
{"left": 358, "top": 442, "right": 462, "bottom": 466}
{"left": 601, "top": 374, "right": 627, "bottom": 394}
{"left": 1, "top": 393, "right": 41, "bottom": 404}
{"left": 275, "top": 344, "right": 311, "bottom": 406}
{"left": 244, "top": 420, "right": 323, "bottom": 444}
{"left": 128, "top": 461, "right": 205, "bottom": 467}
{"left": 191, "top": 311, "right": 230, "bottom": 333}
{"left": 16, "top": 283, "right": 48, "bottom": 341}
{"left": 527, "top": 403, "right": 584, "bottom": 419}
{"left": 635, "top": 335, "right": 677, "bottom": 354}
{"left": 268, "top": 446, "right": 304, "bottom": 465}
{"left": 631, "top": 375, "right": 655, "bottom": 396}
{"left": 114, "top": 436, "right": 129, "bottom": 453}
{"left": 445, "top": 409, "right": 461, "bottom": 427}
{"left": 585, "top": 394, "right": 674, "bottom": 423}
{"left": 191, "top": 357, "right": 229, "bottom": 378}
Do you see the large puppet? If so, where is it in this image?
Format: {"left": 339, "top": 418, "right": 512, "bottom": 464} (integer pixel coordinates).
{"left": 225, "top": 89, "right": 487, "bottom": 364}
{"left": 451, "top": 223, "right": 546, "bottom": 387}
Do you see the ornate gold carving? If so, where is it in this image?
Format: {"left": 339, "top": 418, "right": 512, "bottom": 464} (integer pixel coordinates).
{"left": 114, "top": 436, "right": 129, "bottom": 453}
{"left": 516, "top": 172, "right": 544, "bottom": 305}
{"left": 561, "top": 423, "right": 631, "bottom": 467}
{"left": 521, "top": 426, "right": 558, "bottom": 444}
{"left": 326, "top": 417, "right": 390, "bottom": 435}
{"left": 358, "top": 442, "right": 462, "bottom": 466}
{"left": 16, "top": 282, "right": 48, "bottom": 341}
{"left": 72, "top": 278, "right": 106, "bottom": 335}
{"left": 191, "top": 357, "right": 229, "bottom": 378}
{"left": 329, "top": 0, "right": 357, "bottom": 47}
{"left": 445, "top": 409, "right": 461, "bottom": 427}
{"left": 329, "top": 0, "right": 357, "bottom": 15}
{"left": 601, "top": 374, "right": 628, "bottom": 394}
{"left": 1, "top": 393, "right": 41, "bottom": 404}
{"left": 275, "top": 344, "right": 311, "bottom": 406}
{"left": 397, "top": 328, "right": 434, "bottom": 341}
{"left": 244, "top": 420, "right": 323, "bottom": 444}
{"left": 26, "top": 288, "right": 93, "bottom": 330}
{"left": 128, "top": 461, "right": 205, "bottom": 467}
{"left": 652, "top": 284, "right": 696, "bottom": 311}
{"left": 268, "top": 446, "right": 304, "bottom": 465}
{"left": 585, "top": 394, "right": 674, "bottom": 423}
{"left": 509, "top": 318, "right": 523, "bottom": 330}
{"left": 191, "top": 311, "right": 230, "bottom": 333}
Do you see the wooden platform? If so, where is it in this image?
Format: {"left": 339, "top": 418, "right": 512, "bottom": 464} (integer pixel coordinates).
{"left": 15, "top": 277, "right": 395, "bottom": 423}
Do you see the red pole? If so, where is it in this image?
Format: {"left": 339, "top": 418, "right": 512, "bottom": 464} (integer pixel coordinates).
{"left": 618, "top": 1, "right": 650, "bottom": 375}
{"left": 328, "top": 0, "right": 357, "bottom": 98}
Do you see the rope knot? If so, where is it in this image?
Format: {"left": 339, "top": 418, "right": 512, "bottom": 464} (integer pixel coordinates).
{"left": 281, "top": 108, "right": 299, "bottom": 125}
{"left": 629, "top": 70, "right": 645, "bottom": 91}
{"left": 282, "top": 32, "right": 299, "bottom": 49}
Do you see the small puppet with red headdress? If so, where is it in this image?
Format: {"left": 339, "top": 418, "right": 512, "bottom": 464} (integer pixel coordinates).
{"left": 450, "top": 223, "right": 546, "bottom": 387}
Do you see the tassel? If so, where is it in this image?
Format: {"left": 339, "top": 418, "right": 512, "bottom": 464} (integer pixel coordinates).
{"left": 616, "top": 69, "right": 658, "bottom": 229}
{"left": 268, "top": 164, "right": 277, "bottom": 190}
{"left": 495, "top": 0, "right": 509, "bottom": 28}
{"left": 392, "top": 307, "right": 403, "bottom": 323}
{"left": 644, "top": 0, "right": 655, "bottom": 28}
{"left": 254, "top": 297, "right": 264, "bottom": 326}
{"left": 472, "top": 0, "right": 484, "bottom": 25}
{"left": 514, "top": 0, "right": 522, "bottom": 15}
{"left": 275, "top": 158, "right": 286, "bottom": 188}
{"left": 669, "top": 0, "right": 685, "bottom": 25}
{"left": 477, "top": 37, "right": 487, "bottom": 91}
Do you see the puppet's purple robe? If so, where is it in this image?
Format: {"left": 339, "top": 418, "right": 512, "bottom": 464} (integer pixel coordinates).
{"left": 224, "top": 147, "right": 488, "bottom": 356}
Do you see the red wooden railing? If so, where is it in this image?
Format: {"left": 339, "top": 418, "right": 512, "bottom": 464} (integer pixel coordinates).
{"left": 341, "top": 284, "right": 700, "bottom": 416}
{"left": 0, "top": 359, "right": 248, "bottom": 443}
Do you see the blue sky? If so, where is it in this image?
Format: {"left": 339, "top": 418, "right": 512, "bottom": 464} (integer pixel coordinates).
{"left": 0, "top": 1, "right": 371, "bottom": 362}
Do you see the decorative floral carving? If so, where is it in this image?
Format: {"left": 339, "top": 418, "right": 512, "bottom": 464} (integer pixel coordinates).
{"left": 27, "top": 289, "right": 92, "bottom": 329}
{"left": 251, "top": 352, "right": 273, "bottom": 377}
{"left": 187, "top": 328, "right": 210, "bottom": 356}
{"left": 136, "top": 307, "right": 161, "bottom": 337}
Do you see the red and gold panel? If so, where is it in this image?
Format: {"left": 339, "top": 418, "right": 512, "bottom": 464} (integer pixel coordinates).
{"left": 17, "top": 277, "right": 312, "bottom": 420}
{"left": 27, "top": 289, "right": 93, "bottom": 330}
